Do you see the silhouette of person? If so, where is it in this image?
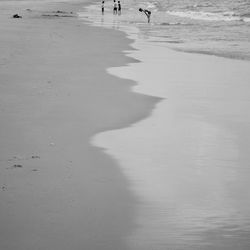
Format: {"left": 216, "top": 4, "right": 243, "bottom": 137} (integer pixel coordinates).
{"left": 101, "top": 1, "right": 105, "bottom": 14}
{"left": 113, "top": 0, "right": 118, "bottom": 15}
{"left": 118, "top": 1, "right": 121, "bottom": 15}
{"left": 139, "top": 8, "right": 151, "bottom": 23}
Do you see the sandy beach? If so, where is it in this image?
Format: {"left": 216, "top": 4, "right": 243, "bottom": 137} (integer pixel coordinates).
{"left": 1, "top": 0, "right": 250, "bottom": 249}
{"left": 0, "top": 1, "right": 158, "bottom": 249}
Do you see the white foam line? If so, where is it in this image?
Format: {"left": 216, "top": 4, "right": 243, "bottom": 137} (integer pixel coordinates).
{"left": 167, "top": 10, "right": 250, "bottom": 22}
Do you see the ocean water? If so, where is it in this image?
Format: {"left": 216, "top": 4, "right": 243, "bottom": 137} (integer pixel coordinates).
{"left": 78, "top": 1, "right": 250, "bottom": 250}
{"left": 79, "top": 0, "right": 250, "bottom": 61}
{"left": 94, "top": 49, "right": 250, "bottom": 249}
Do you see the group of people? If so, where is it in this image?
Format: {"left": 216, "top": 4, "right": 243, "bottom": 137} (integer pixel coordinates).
{"left": 101, "top": 1, "right": 151, "bottom": 23}
{"left": 101, "top": 1, "right": 121, "bottom": 15}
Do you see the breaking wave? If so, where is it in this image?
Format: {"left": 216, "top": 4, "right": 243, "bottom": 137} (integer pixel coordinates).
{"left": 167, "top": 10, "right": 250, "bottom": 22}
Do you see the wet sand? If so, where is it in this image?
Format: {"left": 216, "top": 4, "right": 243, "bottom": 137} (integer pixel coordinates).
{"left": 0, "top": 1, "right": 159, "bottom": 249}
{"left": 2, "top": 0, "right": 250, "bottom": 249}
{"left": 94, "top": 38, "right": 250, "bottom": 249}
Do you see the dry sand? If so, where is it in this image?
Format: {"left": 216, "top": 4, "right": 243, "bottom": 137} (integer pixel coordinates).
{"left": 0, "top": 1, "right": 158, "bottom": 249}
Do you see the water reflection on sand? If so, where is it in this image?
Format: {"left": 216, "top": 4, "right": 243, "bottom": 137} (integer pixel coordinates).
{"left": 93, "top": 43, "right": 250, "bottom": 249}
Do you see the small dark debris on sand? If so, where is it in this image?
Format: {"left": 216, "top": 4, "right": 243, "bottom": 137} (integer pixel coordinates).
{"left": 41, "top": 14, "right": 74, "bottom": 18}
{"left": 12, "top": 14, "right": 22, "bottom": 18}
{"left": 41, "top": 11, "right": 75, "bottom": 18}
{"left": 32, "top": 169, "right": 38, "bottom": 172}
{"left": 7, "top": 155, "right": 40, "bottom": 161}
{"left": 31, "top": 155, "right": 40, "bottom": 159}
{"left": 42, "top": 14, "right": 60, "bottom": 17}
{"left": 12, "top": 164, "right": 23, "bottom": 168}
{"left": 53, "top": 10, "right": 73, "bottom": 14}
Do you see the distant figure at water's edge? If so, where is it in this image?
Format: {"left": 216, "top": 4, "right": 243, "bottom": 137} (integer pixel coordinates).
{"left": 118, "top": 1, "right": 121, "bottom": 15}
{"left": 101, "top": 1, "right": 104, "bottom": 14}
{"left": 113, "top": 0, "right": 118, "bottom": 15}
{"left": 139, "top": 8, "right": 151, "bottom": 23}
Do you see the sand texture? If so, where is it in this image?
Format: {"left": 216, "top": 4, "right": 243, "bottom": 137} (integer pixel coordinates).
{"left": 3, "top": 1, "right": 250, "bottom": 249}
{"left": 0, "top": 1, "right": 158, "bottom": 249}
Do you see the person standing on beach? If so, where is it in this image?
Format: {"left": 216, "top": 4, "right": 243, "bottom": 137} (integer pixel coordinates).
{"left": 118, "top": 1, "right": 121, "bottom": 15}
{"left": 139, "top": 8, "right": 151, "bottom": 23}
{"left": 101, "top": 1, "right": 105, "bottom": 14}
{"left": 113, "top": 0, "right": 118, "bottom": 15}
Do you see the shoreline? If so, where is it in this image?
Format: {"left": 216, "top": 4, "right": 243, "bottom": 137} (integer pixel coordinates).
{"left": 93, "top": 28, "right": 250, "bottom": 249}
{"left": 79, "top": 1, "right": 250, "bottom": 62}
{"left": 1, "top": 0, "right": 250, "bottom": 249}
{"left": 0, "top": 1, "right": 160, "bottom": 249}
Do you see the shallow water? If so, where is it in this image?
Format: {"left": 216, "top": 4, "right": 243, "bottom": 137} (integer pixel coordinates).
{"left": 92, "top": 44, "right": 250, "bottom": 249}
{"left": 79, "top": 1, "right": 250, "bottom": 249}
{"left": 79, "top": 0, "right": 250, "bottom": 61}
